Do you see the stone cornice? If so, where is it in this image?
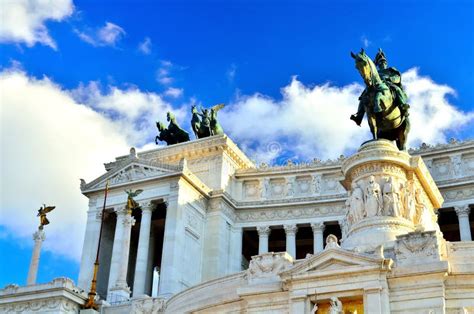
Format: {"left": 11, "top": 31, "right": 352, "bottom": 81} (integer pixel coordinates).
{"left": 111, "top": 135, "right": 255, "bottom": 170}
{"left": 235, "top": 139, "right": 474, "bottom": 176}
{"left": 408, "top": 138, "right": 474, "bottom": 157}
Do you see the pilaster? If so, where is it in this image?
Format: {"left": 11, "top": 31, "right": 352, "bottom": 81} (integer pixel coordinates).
{"left": 78, "top": 206, "right": 101, "bottom": 290}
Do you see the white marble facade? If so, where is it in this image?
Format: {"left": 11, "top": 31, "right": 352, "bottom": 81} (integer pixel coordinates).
{"left": 1, "top": 135, "right": 473, "bottom": 313}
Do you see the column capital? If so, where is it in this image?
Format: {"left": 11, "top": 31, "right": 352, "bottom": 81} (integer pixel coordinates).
{"left": 311, "top": 222, "right": 325, "bottom": 233}
{"left": 140, "top": 201, "right": 155, "bottom": 213}
{"left": 33, "top": 230, "right": 46, "bottom": 241}
{"left": 284, "top": 224, "right": 298, "bottom": 235}
{"left": 455, "top": 205, "right": 471, "bottom": 217}
{"left": 122, "top": 215, "right": 136, "bottom": 227}
{"left": 257, "top": 226, "right": 271, "bottom": 237}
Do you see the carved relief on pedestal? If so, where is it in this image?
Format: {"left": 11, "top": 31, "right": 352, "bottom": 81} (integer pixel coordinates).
{"left": 247, "top": 252, "right": 293, "bottom": 284}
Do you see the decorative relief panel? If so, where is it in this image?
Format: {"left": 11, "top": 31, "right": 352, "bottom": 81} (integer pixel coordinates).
{"left": 431, "top": 157, "right": 452, "bottom": 181}
{"left": 243, "top": 180, "right": 261, "bottom": 199}
{"left": 394, "top": 230, "right": 446, "bottom": 267}
{"left": 296, "top": 176, "right": 312, "bottom": 195}
{"left": 271, "top": 178, "right": 286, "bottom": 198}
{"left": 247, "top": 252, "right": 293, "bottom": 284}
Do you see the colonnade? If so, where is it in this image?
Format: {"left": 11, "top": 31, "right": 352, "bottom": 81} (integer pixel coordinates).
{"left": 107, "top": 202, "right": 156, "bottom": 300}
{"left": 256, "top": 222, "right": 328, "bottom": 258}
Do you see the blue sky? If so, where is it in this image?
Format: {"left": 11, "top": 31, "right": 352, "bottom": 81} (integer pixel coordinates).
{"left": 0, "top": 0, "right": 473, "bottom": 288}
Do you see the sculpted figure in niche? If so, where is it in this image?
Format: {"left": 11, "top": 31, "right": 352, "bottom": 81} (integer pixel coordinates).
{"left": 349, "top": 181, "right": 365, "bottom": 222}
{"left": 365, "top": 175, "right": 383, "bottom": 217}
{"left": 262, "top": 178, "right": 271, "bottom": 199}
{"left": 403, "top": 181, "right": 416, "bottom": 222}
{"left": 383, "top": 177, "right": 402, "bottom": 217}
{"left": 311, "top": 174, "right": 321, "bottom": 194}
{"left": 286, "top": 177, "right": 295, "bottom": 197}
{"left": 329, "top": 297, "right": 343, "bottom": 314}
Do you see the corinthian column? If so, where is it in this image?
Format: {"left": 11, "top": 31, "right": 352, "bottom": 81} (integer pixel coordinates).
{"left": 257, "top": 226, "right": 271, "bottom": 254}
{"left": 284, "top": 224, "right": 298, "bottom": 258}
{"left": 133, "top": 201, "right": 154, "bottom": 297}
{"left": 107, "top": 208, "right": 125, "bottom": 298}
{"left": 311, "top": 222, "right": 325, "bottom": 253}
{"left": 26, "top": 229, "right": 46, "bottom": 285}
{"left": 455, "top": 205, "right": 472, "bottom": 241}
{"left": 110, "top": 208, "right": 135, "bottom": 299}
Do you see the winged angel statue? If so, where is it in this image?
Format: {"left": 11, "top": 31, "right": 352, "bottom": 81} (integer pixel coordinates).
{"left": 37, "top": 204, "right": 56, "bottom": 230}
{"left": 125, "top": 189, "right": 143, "bottom": 212}
{"left": 190, "top": 104, "right": 225, "bottom": 139}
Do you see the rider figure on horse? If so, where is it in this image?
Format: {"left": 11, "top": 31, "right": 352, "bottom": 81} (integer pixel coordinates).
{"left": 351, "top": 49, "right": 410, "bottom": 126}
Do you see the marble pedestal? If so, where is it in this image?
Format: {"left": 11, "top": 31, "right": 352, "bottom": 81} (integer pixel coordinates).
{"left": 340, "top": 140, "right": 444, "bottom": 251}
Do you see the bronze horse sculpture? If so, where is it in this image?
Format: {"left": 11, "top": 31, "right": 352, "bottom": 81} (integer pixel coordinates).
{"left": 191, "top": 104, "right": 225, "bottom": 139}
{"left": 350, "top": 49, "right": 410, "bottom": 150}
{"left": 155, "top": 112, "right": 190, "bottom": 146}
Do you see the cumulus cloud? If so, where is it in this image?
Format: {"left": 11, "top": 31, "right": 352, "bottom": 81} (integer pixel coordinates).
{"left": 75, "top": 22, "right": 125, "bottom": 47}
{"left": 164, "top": 87, "right": 183, "bottom": 98}
{"left": 71, "top": 81, "right": 186, "bottom": 147}
{"left": 0, "top": 0, "right": 74, "bottom": 49}
{"left": 138, "top": 37, "right": 152, "bottom": 54}
{"left": 0, "top": 68, "right": 184, "bottom": 261}
{"left": 221, "top": 69, "right": 473, "bottom": 164}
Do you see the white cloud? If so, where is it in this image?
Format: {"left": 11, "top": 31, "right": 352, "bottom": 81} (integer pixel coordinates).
{"left": 226, "top": 63, "right": 237, "bottom": 82}
{"left": 221, "top": 69, "right": 474, "bottom": 164}
{"left": 361, "top": 35, "right": 371, "bottom": 48}
{"left": 71, "top": 81, "right": 185, "bottom": 147}
{"left": 0, "top": 68, "right": 186, "bottom": 262}
{"left": 0, "top": 0, "right": 74, "bottom": 49}
{"left": 75, "top": 22, "right": 125, "bottom": 47}
{"left": 138, "top": 37, "right": 152, "bottom": 54}
{"left": 156, "top": 64, "right": 173, "bottom": 85}
{"left": 0, "top": 69, "right": 127, "bottom": 261}
{"left": 164, "top": 87, "right": 183, "bottom": 98}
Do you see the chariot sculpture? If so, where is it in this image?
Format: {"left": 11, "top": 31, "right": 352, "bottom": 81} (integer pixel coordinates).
{"left": 191, "top": 104, "right": 225, "bottom": 139}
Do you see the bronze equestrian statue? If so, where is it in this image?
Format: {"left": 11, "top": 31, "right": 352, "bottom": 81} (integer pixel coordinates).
{"left": 350, "top": 49, "right": 410, "bottom": 150}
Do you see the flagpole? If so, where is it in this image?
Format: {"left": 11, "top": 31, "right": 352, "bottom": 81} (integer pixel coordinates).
{"left": 84, "top": 180, "right": 109, "bottom": 310}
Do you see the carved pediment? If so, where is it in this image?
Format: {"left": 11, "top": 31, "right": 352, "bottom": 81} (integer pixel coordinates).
{"left": 280, "top": 248, "right": 391, "bottom": 279}
{"left": 82, "top": 160, "right": 180, "bottom": 191}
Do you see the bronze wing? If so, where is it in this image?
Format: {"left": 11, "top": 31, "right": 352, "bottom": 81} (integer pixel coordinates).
{"left": 43, "top": 206, "right": 56, "bottom": 213}
{"left": 211, "top": 103, "right": 225, "bottom": 112}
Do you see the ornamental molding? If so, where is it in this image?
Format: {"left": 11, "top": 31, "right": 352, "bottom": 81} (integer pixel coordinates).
{"left": 134, "top": 135, "right": 254, "bottom": 170}
{"left": 279, "top": 248, "right": 391, "bottom": 280}
{"left": 236, "top": 205, "right": 345, "bottom": 223}
{"left": 82, "top": 158, "right": 181, "bottom": 193}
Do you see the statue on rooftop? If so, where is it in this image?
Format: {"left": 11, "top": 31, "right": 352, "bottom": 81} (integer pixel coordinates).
{"left": 350, "top": 48, "right": 410, "bottom": 150}
{"left": 37, "top": 204, "right": 55, "bottom": 230}
{"left": 191, "top": 104, "right": 225, "bottom": 139}
{"left": 155, "top": 112, "right": 190, "bottom": 146}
